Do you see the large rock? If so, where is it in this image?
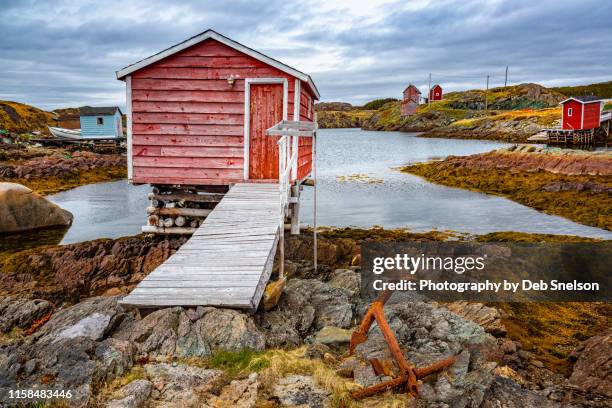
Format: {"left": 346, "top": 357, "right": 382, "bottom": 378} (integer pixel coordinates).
{"left": 114, "top": 306, "right": 265, "bottom": 358}
{"left": 568, "top": 329, "right": 612, "bottom": 397}
{"left": 445, "top": 301, "right": 507, "bottom": 337}
{"left": 0, "top": 182, "right": 72, "bottom": 233}
{"left": 0, "top": 296, "right": 53, "bottom": 333}
{"left": 0, "top": 296, "right": 132, "bottom": 407}
{"left": 258, "top": 278, "right": 354, "bottom": 348}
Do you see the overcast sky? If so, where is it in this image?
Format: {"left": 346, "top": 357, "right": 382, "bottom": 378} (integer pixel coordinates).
{"left": 1, "top": 0, "right": 611, "bottom": 110}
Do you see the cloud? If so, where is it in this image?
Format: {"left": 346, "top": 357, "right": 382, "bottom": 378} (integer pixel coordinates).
{"left": 0, "top": 0, "right": 610, "bottom": 109}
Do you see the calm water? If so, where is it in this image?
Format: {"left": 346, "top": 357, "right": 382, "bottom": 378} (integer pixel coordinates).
{"left": 47, "top": 128, "right": 612, "bottom": 244}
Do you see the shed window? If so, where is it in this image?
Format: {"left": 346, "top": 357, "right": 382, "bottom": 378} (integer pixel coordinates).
{"left": 567, "top": 108, "right": 572, "bottom": 117}
{"left": 97, "top": 117, "right": 104, "bottom": 125}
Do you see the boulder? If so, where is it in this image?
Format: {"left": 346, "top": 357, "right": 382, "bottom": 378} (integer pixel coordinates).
{"left": 445, "top": 301, "right": 507, "bottom": 337}
{"left": 0, "top": 296, "right": 132, "bottom": 407}
{"left": 0, "top": 296, "right": 53, "bottom": 333}
{"left": 113, "top": 306, "right": 265, "bottom": 358}
{"left": 0, "top": 182, "right": 73, "bottom": 233}
{"left": 568, "top": 329, "right": 612, "bottom": 397}
{"left": 258, "top": 278, "right": 354, "bottom": 348}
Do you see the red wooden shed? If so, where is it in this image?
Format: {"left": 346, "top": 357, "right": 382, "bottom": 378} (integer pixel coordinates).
{"left": 401, "top": 84, "right": 421, "bottom": 116}
{"left": 560, "top": 96, "right": 602, "bottom": 130}
{"left": 116, "top": 29, "right": 320, "bottom": 186}
{"left": 429, "top": 84, "right": 442, "bottom": 101}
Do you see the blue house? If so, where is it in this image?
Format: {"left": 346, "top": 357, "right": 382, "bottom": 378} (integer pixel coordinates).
{"left": 79, "top": 106, "right": 123, "bottom": 138}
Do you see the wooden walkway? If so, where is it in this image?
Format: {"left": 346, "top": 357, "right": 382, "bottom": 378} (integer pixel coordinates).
{"left": 120, "top": 183, "right": 280, "bottom": 310}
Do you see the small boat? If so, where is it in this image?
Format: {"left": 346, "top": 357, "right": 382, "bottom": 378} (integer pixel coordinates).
{"left": 48, "top": 126, "right": 83, "bottom": 140}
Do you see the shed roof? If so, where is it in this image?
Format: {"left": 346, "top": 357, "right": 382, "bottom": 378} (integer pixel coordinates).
{"left": 79, "top": 106, "right": 122, "bottom": 116}
{"left": 559, "top": 95, "right": 601, "bottom": 105}
{"left": 431, "top": 84, "right": 442, "bottom": 89}
{"left": 116, "top": 29, "right": 320, "bottom": 99}
{"left": 403, "top": 84, "right": 421, "bottom": 93}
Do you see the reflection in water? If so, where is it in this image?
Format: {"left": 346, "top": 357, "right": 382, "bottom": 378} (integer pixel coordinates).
{"left": 24, "top": 128, "right": 610, "bottom": 247}
{"left": 0, "top": 226, "right": 68, "bottom": 255}
{"left": 48, "top": 181, "right": 150, "bottom": 244}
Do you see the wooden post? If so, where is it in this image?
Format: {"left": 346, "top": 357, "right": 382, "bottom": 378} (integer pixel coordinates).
{"left": 290, "top": 184, "right": 300, "bottom": 235}
{"left": 485, "top": 74, "right": 490, "bottom": 111}
{"left": 428, "top": 73, "right": 431, "bottom": 108}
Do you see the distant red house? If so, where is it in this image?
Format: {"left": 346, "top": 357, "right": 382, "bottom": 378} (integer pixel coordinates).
{"left": 560, "top": 96, "right": 602, "bottom": 130}
{"left": 429, "top": 84, "right": 443, "bottom": 101}
{"left": 116, "top": 29, "right": 319, "bottom": 185}
{"left": 401, "top": 84, "right": 421, "bottom": 116}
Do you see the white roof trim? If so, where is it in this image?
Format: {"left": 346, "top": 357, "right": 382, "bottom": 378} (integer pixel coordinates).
{"left": 559, "top": 97, "right": 602, "bottom": 105}
{"left": 116, "top": 29, "right": 320, "bottom": 99}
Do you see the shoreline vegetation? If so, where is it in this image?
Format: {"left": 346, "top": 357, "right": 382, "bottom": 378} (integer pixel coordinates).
{"left": 316, "top": 81, "right": 612, "bottom": 143}
{"left": 402, "top": 145, "right": 612, "bottom": 230}
{"left": 0, "top": 146, "right": 126, "bottom": 195}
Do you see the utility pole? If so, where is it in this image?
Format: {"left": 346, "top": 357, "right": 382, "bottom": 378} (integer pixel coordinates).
{"left": 428, "top": 72, "right": 431, "bottom": 108}
{"left": 504, "top": 65, "right": 508, "bottom": 88}
{"left": 485, "top": 74, "right": 490, "bottom": 112}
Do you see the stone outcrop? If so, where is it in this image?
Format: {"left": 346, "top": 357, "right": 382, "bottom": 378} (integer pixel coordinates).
{"left": 0, "top": 150, "right": 125, "bottom": 180}
{"left": 0, "top": 182, "right": 73, "bottom": 232}
{"left": 434, "top": 145, "right": 612, "bottom": 176}
{"left": 0, "top": 234, "right": 187, "bottom": 304}
{"left": 568, "top": 329, "right": 612, "bottom": 398}
{"left": 445, "top": 301, "right": 507, "bottom": 337}
{"left": 0, "top": 296, "right": 53, "bottom": 333}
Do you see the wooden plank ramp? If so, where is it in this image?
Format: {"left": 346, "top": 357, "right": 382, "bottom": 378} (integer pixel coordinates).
{"left": 120, "top": 183, "right": 280, "bottom": 310}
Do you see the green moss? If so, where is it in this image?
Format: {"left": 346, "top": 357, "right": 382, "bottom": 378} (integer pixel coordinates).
{"left": 10, "top": 165, "right": 127, "bottom": 196}
{"left": 207, "top": 349, "right": 271, "bottom": 377}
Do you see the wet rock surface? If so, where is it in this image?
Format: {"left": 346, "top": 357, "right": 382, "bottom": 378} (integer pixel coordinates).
{"left": 0, "top": 150, "right": 125, "bottom": 180}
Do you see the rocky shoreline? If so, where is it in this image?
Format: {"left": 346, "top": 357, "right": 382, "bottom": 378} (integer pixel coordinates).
{"left": 0, "top": 146, "right": 126, "bottom": 195}
{"left": 1, "top": 230, "right": 610, "bottom": 407}
{"left": 403, "top": 145, "right": 612, "bottom": 230}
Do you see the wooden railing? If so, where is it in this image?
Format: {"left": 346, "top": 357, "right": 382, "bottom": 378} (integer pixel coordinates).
{"left": 267, "top": 120, "right": 317, "bottom": 279}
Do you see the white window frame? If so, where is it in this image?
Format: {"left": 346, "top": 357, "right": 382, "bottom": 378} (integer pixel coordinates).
{"left": 567, "top": 107, "right": 573, "bottom": 117}
{"left": 243, "top": 77, "right": 288, "bottom": 180}
{"left": 96, "top": 116, "right": 104, "bottom": 126}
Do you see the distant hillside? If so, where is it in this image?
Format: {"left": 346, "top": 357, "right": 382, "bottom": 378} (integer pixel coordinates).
{"left": 0, "top": 101, "right": 56, "bottom": 134}
{"left": 441, "top": 83, "right": 565, "bottom": 110}
{"left": 552, "top": 81, "right": 612, "bottom": 99}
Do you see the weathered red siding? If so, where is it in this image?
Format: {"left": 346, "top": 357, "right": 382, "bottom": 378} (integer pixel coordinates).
{"left": 562, "top": 100, "right": 583, "bottom": 130}
{"left": 429, "top": 85, "right": 443, "bottom": 101}
{"left": 129, "top": 38, "right": 316, "bottom": 185}
{"left": 582, "top": 103, "right": 601, "bottom": 129}
{"left": 297, "top": 85, "right": 315, "bottom": 180}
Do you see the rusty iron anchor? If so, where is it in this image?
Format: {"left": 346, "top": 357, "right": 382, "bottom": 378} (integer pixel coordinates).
{"left": 349, "top": 289, "right": 457, "bottom": 399}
